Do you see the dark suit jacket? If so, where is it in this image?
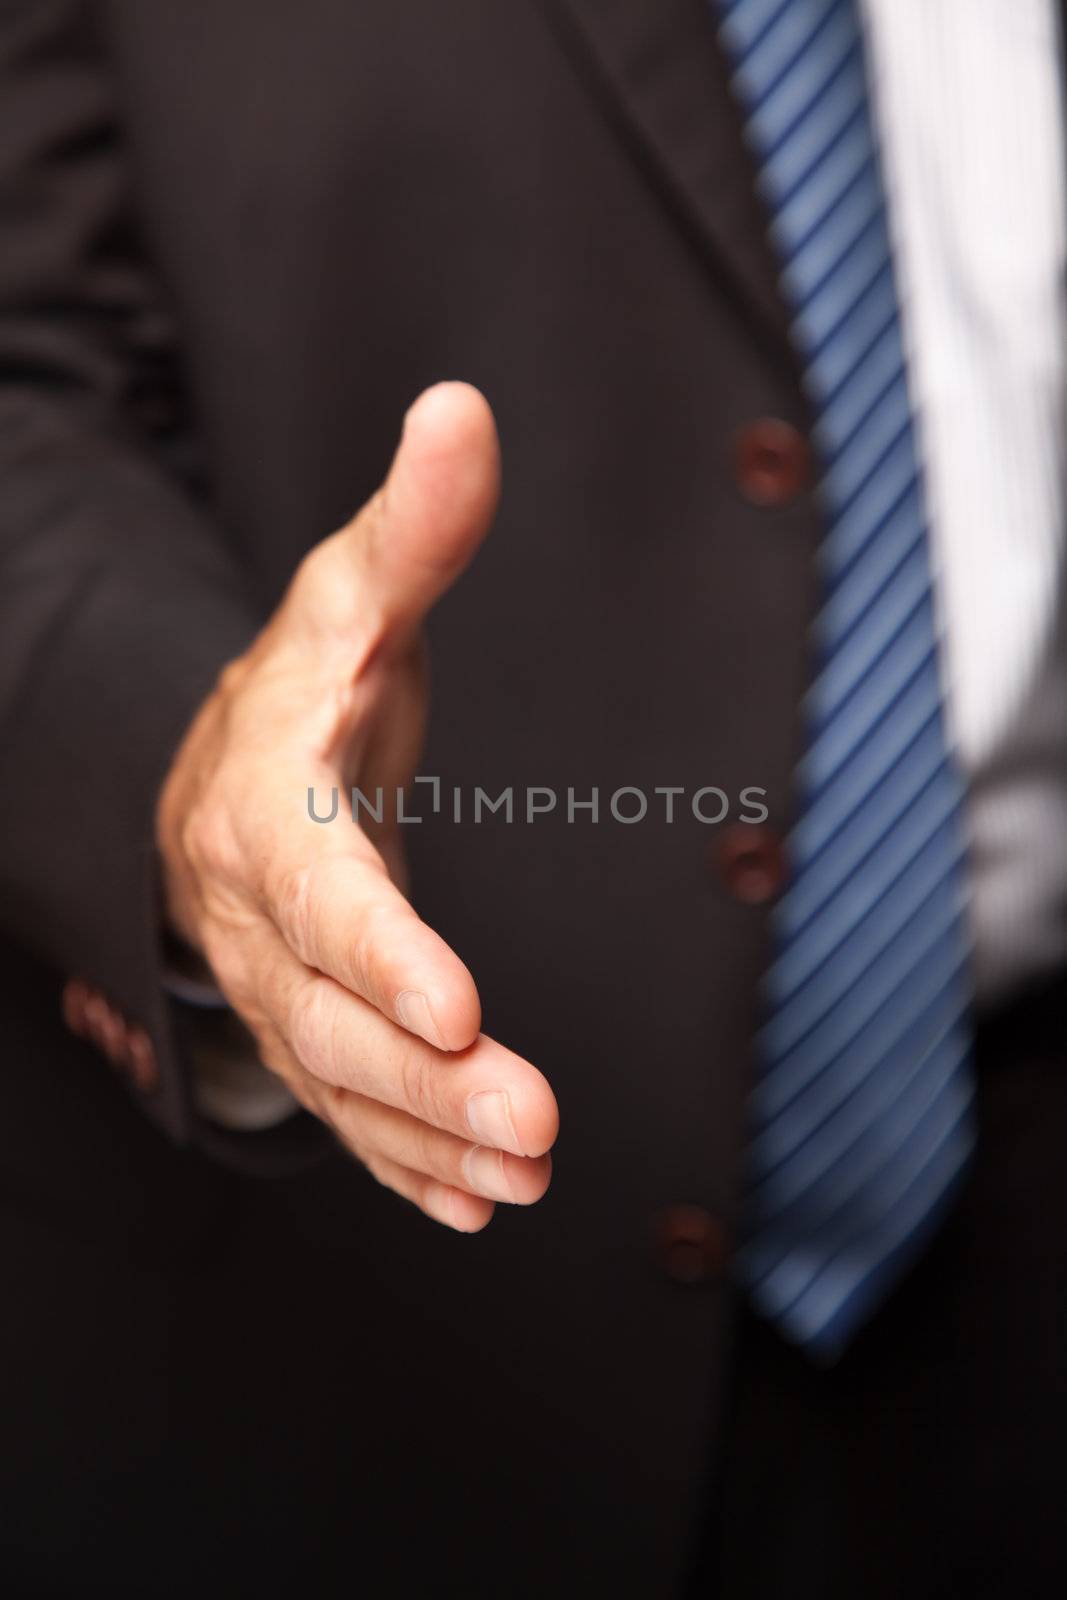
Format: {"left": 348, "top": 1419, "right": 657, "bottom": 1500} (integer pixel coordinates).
{"left": 0, "top": 2, "right": 827, "bottom": 1593}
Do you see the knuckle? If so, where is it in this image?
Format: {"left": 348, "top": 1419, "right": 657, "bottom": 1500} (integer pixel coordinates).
{"left": 290, "top": 537, "right": 334, "bottom": 608}
{"left": 291, "top": 536, "right": 365, "bottom": 640}
{"left": 397, "top": 1046, "right": 449, "bottom": 1129}
{"left": 270, "top": 858, "right": 320, "bottom": 963}
{"left": 364, "top": 487, "right": 388, "bottom": 539}
{"left": 181, "top": 799, "right": 243, "bottom": 890}
{"left": 347, "top": 892, "right": 395, "bottom": 999}
{"left": 397, "top": 1047, "right": 433, "bottom": 1121}
{"left": 321, "top": 1080, "right": 350, "bottom": 1124}
{"left": 286, "top": 975, "right": 341, "bottom": 1083}
{"left": 217, "top": 654, "right": 253, "bottom": 699}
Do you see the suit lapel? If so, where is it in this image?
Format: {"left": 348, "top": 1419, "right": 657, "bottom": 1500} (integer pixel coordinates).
{"left": 540, "top": 0, "right": 790, "bottom": 347}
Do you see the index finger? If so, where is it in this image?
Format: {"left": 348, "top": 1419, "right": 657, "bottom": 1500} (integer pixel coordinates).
{"left": 284, "top": 968, "right": 559, "bottom": 1160}
{"left": 263, "top": 832, "right": 482, "bottom": 1053}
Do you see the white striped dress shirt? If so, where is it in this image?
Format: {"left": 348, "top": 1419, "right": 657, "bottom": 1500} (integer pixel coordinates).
{"left": 861, "top": 0, "right": 1067, "bottom": 1003}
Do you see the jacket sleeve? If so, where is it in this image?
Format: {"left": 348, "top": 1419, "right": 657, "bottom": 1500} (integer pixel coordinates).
{"left": 0, "top": 0, "right": 318, "bottom": 1164}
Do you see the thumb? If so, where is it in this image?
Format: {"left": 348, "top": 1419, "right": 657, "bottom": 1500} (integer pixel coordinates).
{"left": 281, "top": 383, "right": 500, "bottom": 651}
{"left": 354, "top": 381, "right": 501, "bottom": 636}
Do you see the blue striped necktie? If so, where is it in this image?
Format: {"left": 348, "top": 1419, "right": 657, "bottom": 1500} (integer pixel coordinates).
{"left": 713, "top": 0, "right": 976, "bottom": 1358}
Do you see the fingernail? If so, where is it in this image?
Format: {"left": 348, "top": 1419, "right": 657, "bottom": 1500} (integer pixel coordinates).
{"left": 396, "top": 990, "right": 445, "bottom": 1049}
{"left": 465, "top": 1090, "right": 522, "bottom": 1156}
{"left": 463, "top": 1145, "right": 514, "bottom": 1202}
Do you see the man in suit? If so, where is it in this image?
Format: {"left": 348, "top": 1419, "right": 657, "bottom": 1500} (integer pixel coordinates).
{"left": 1, "top": 1, "right": 1064, "bottom": 1595}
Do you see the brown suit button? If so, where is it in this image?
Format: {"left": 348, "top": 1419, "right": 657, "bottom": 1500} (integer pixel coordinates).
{"left": 126, "top": 1026, "right": 160, "bottom": 1094}
{"left": 734, "top": 418, "right": 810, "bottom": 506}
{"left": 655, "top": 1205, "right": 730, "bottom": 1286}
{"left": 716, "top": 823, "right": 785, "bottom": 904}
{"left": 81, "top": 989, "right": 113, "bottom": 1052}
{"left": 99, "top": 1004, "right": 133, "bottom": 1069}
{"left": 61, "top": 978, "right": 93, "bottom": 1038}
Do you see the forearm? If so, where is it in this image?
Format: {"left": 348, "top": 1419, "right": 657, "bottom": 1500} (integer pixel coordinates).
{"left": 0, "top": 393, "right": 260, "bottom": 1142}
{"left": 0, "top": 0, "right": 322, "bottom": 1164}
